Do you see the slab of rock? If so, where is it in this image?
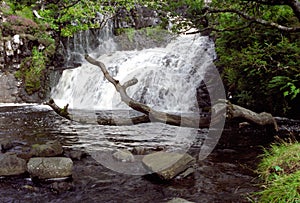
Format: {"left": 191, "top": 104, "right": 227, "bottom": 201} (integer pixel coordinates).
{"left": 142, "top": 152, "right": 195, "bottom": 180}
{"left": 30, "top": 140, "right": 63, "bottom": 157}
{"left": 0, "top": 153, "right": 26, "bottom": 176}
{"left": 112, "top": 149, "right": 135, "bottom": 162}
{"left": 27, "top": 157, "right": 73, "bottom": 179}
{"left": 0, "top": 73, "right": 19, "bottom": 103}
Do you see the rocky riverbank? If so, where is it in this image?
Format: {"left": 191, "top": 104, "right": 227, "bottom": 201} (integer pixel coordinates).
{"left": 0, "top": 138, "right": 261, "bottom": 203}
{"left": 0, "top": 137, "right": 196, "bottom": 184}
{"left": 0, "top": 103, "right": 268, "bottom": 202}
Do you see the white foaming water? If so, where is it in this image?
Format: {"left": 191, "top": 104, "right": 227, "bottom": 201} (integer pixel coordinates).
{"left": 63, "top": 22, "right": 117, "bottom": 67}
{"left": 51, "top": 34, "right": 216, "bottom": 113}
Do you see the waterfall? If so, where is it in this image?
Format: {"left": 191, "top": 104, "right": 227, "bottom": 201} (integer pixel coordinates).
{"left": 63, "top": 22, "right": 117, "bottom": 67}
{"left": 51, "top": 31, "right": 216, "bottom": 113}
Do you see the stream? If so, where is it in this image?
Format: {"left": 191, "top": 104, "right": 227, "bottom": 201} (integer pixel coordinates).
{"left": 0, "top": 104, "right": 262, "bottom": 202}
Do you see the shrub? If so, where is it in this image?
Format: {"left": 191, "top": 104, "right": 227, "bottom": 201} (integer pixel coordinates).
{"left": 15, "top": 46, "right": 46, "bottom": 94}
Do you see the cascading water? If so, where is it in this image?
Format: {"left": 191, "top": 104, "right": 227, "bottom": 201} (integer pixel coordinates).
{"left": 63, "top": 22, "right": 117, "bottom": 67}
{"left": 52, "top": 27, "right": 216, "bottom": 113}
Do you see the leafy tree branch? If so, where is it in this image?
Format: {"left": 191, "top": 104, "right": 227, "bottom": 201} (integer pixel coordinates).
{"left": 205, "top": 7, "right": 300, "bottom": 32}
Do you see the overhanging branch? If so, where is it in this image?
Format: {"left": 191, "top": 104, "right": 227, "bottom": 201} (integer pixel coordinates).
{"left": 46, "top": 55, "right": 278, "bottom": 131}
{"left": 84, "top": 55, "right": 211, "bottom": 128}
{"left": 251, "top": 0, "right": 300, "bottom": 21}
{"left": 207, "top": 7, "right": 300, "bottom": 32}
{"left": 186, "top": 22, "right": 254, "bottom": 35}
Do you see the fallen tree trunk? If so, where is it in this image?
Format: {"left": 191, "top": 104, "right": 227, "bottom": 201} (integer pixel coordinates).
{"left": 46, "top": 55, "right": 278, "bottom": 130}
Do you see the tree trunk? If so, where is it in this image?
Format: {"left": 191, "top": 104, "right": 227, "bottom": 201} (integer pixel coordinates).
{"left": 46, "top": 55, "right": 278, "bottom": 131}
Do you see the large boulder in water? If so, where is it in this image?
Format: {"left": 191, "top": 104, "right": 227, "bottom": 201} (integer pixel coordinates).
{"left": 27, "top": 157, "right": 73, "bottom": 179}
{"left": 142, "top": 152, "right": 195, "bottom": 180}
{"left": 0, "top": 153, "right": 27, "bottom": 176}
{"left": 112, "top": 149, "right": 135, "bottom": 162}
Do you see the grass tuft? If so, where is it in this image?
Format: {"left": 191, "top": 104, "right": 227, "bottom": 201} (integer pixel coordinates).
{"left": 255, "top": 142, "right": 300, "bottom": 202}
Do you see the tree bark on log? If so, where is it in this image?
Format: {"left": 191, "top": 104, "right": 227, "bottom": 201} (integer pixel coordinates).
{"left": 46, "top": 55, "right": 278, "bottom": 130}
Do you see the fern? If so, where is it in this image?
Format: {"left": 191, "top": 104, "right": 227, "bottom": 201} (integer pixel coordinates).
{"left": 269, "top": 76, "right": 300, "bottom": 100}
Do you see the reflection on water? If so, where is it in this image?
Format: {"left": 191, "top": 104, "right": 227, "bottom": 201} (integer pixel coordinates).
{"left": 0, "top": 104, "right": 205, "bottom": 153}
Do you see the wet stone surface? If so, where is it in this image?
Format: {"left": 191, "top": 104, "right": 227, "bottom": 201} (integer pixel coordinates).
{"left": 27, "top": 157, "right": 73, "bottom": 179}
{"left": 0, "top": 153, "right": 27, "bottom": 176}
{"left": 142, "top": 152, "right": 195, "bottom": 180}
{"left": 0, "top": 148, "right": 261, "bottom": 202}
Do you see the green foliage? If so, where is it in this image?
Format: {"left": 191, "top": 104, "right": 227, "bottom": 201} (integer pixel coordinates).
{"left": 15, "top": 47, "right": 46, "bottom": 94}
{"left": 1, "top": 1, "right": 14, "bottom": 15}
{"left": 114, "top": 28, "right": 135, "bottom": 42}
{"left": 215, "top": 23, "right": 300, "bottom": 116}
{"left": 256, "top": 171, "right": 300, "bottom": 203}
{"left": 2, "top": 15, "right": 39, "bottom": 35}
{"left": 256, "top": 143, "right": 300, "bottom": 202}
{"left": 37, "top": 0, "right": 137, "bottom": 37}
{"left": 14, "top": 6, "right": 33, "bottom": 19}
{"left": 125, "top": 28, "right": 135, "bottom": 42}
{"left": 258, "top": 143, "right": 300, "bottom": 180}
{"left": 146, "top": 0, "right": 300, "bottom": 117}
{"left": 269, "top": 76, "right": 300, "bottom": 100}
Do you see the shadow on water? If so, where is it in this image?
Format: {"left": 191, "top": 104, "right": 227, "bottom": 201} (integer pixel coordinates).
{"left": 1, "top": 104, "right": 298, "bottom": 202}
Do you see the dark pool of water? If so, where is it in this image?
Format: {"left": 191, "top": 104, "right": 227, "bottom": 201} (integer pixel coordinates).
{"left": 0, "top": 104, "right": 267, "bottom": 202}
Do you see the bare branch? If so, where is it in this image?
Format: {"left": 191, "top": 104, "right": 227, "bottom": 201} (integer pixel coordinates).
{"left": 289, "top": 0, "right": 300, "bottom": 20}
{"left": 185, "top": 22, "right": 254, "bottom": 35}
{"left": 45, "top": 99, "right": 70, "bottom": 119}
{"left": 46, "top": 55, "right": 278, "bottom": 131}
{"left": 207, "top": 7, "right": 300, "bottom": 32}
{"left": 123, "top": 78, "right": 138, "bottom": 90}
{"left": 248, "top": 0, "right": 300, "bottom": 20}
{"left": 84, "top": 55, "right": 210, "bottom": 128}
{"left": 226, "top": 100, "right": 279, "bottom": 131}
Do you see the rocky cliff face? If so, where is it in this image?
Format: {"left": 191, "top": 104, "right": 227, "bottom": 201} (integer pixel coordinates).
{"left": 0, "top": 31, "right": 44, "bottom": 102}
{"left": 0, "top": 2, "right": 60, "bottom": 103}
{"left": 0, "top": 3, "right": 166, "bottom": 103}
{"left": 114, "top": 5, "right": 161, "bottom": 30}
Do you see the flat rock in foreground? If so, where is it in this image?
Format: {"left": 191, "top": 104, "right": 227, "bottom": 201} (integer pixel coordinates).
{"left": 0, "top": 153, "right": 27, "bottom": 176}
{"left": 27, "top": 157, "right": 73, "bottom": 179}
{"left": 142, "top": 152, "right": 195, "bottom": 180}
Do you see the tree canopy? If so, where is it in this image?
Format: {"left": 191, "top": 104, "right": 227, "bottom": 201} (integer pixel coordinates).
{"left": 2, "top": 0, "right": 300, "bottom": 118}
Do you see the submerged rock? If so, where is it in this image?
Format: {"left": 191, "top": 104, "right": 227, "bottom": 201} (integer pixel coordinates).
{"left": 64, "top": 148, "right": 86, "bottom": 160}
{"left": 112, "top": 149, "right": 135, "bottom": 162}
{"left": 131, "top": 146, "right": 147, "bottom": 155}
{"left": 0, "top": 153, "right": 26, "bottom": 176}
{"left": 131, "top": 146, "right": 165, "bottom": 155}
{"left": 30, "top": 140, "right": 63, "bottom": 157}
{"left": 27, "top": 157, "right": 73, "bottom": 179}
{"left": 51, "top": 181, "right": 74, "bottom": 193}
{"left": 166, "top": 198, "right": 195, "bottom": 203}
{"left": 142, "top": 152, "right": 195, "bottom": 180}
{"left": 0, "top": 139, "right": 14, "bottom": 152}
